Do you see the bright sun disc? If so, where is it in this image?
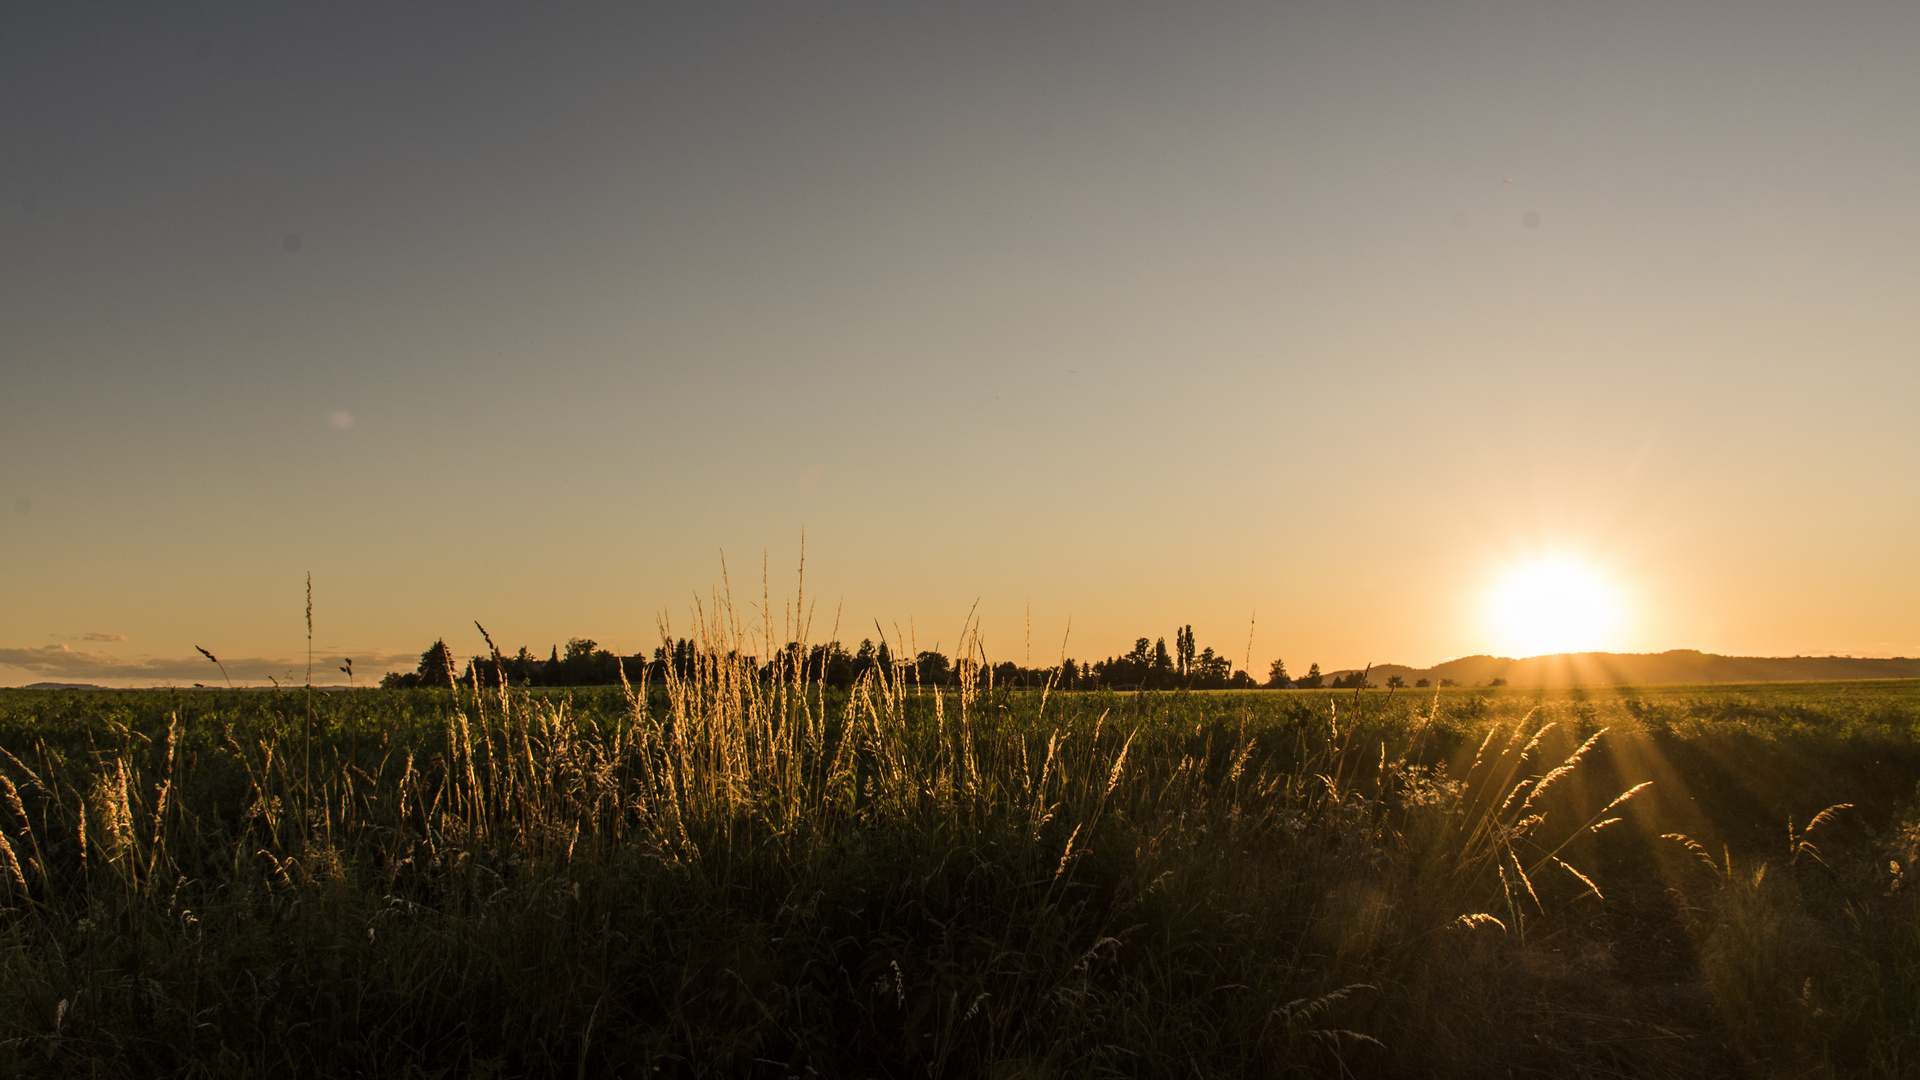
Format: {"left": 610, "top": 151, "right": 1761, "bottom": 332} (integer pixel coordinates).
{"left": 1486, "top": 557, "right": 1624, "bottom": 657}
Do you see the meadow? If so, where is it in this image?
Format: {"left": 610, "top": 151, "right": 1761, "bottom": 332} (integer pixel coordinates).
{"left": 0, "top": 651, "right": 1916, "bottom": 1077}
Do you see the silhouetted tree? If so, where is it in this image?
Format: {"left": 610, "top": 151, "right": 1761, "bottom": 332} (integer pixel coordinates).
{"left": 419, "top": 640, "right": 456, "bottom": 687}
{"left": 916, "top": 650, "right": 951, "bottom": 685}
{"left": 1266, "top": 658, "right": 1290, "bottom": 688}
{"left": 1088, "top": 630, "right": 1246, "bottom": 690}
{"left": 1193, "top": 647, "right": 1230, "bottom": 684}
{"left": 1296, "top": 663, "right": 1324, "bottom": 689}
{"left": 383, "top": 639, "right": 457, "bottom": 689}
{"left": 801, "top": 641, "right": 855, "bottom": 687}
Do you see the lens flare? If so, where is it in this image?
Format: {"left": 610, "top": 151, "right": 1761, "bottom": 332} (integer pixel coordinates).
{"left": 1486, "top": 557, "right": 1624, "bottom": 658}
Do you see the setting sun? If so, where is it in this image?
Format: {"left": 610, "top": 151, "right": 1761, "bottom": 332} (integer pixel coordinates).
{"left": 1486, "top": 557, "right": 1626, "bottom": 657}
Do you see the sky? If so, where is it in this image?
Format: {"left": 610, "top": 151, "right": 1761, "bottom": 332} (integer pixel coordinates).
{"left": 3, "top": 1, "right": 1917, "bottom": 687}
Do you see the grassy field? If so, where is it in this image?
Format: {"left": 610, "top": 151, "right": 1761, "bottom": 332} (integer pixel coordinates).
{"left": 0, "top": 666, "right": 1916, "bottom": 1077}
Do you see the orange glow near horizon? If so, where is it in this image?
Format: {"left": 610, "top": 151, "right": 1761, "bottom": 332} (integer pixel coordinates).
{"left": 1485, "top": 556, "right": 1628, "bottom": 659}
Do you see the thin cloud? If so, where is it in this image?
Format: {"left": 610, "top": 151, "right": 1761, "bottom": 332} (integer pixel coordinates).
{"left": 82, "top": 631, "right": 129, "bottom": 642}
{"left": 0, "top": 645, "right": 418, "bottom": 685}
{"left": 0, "top": 644, "right": 186, "bottom": 678}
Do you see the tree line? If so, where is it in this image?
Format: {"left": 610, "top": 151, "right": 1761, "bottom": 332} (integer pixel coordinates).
{"left": 381, "top": 626, "right": 1390, "bottom": 693}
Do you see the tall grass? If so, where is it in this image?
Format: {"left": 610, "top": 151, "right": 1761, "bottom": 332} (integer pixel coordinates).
{"left": 0, "top": 624, "right": 1916, "bottom": 1075}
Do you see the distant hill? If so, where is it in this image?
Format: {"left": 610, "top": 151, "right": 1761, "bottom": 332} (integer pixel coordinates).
{"left": 1326, "top": 650, "right": 1920, "bottom": 688}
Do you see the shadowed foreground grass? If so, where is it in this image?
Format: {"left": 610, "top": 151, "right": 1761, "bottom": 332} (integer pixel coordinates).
{"left": 0, "top": 665, "right": 1916, "bottom": 1077}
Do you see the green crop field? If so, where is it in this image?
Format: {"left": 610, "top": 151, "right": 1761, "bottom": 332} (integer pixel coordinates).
{"left": 1, "top": 670, "right": 1916, "bottom": 1077}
